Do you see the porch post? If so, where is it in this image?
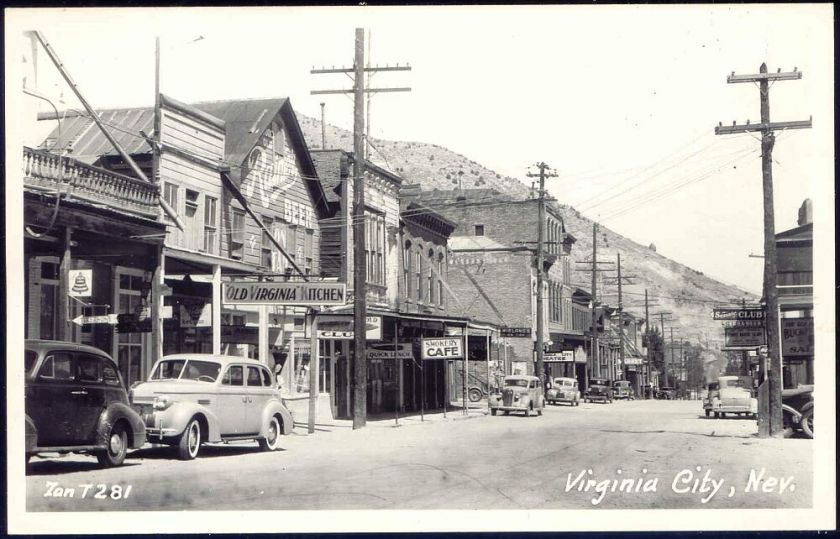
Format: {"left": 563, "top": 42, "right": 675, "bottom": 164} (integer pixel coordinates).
{"left": 151, "top": 244, "right": 164, "bottom": 359}
{"left": 211, "top": 264, "right": 221, "bottom": 355}
{"left": 258, "top": 305, "right": 269, "bottom": 365}
{"left": 58, "top": 227, "right": 72, "bottom": 341}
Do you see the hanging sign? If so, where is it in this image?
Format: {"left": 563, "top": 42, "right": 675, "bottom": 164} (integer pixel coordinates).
{"left": 500, "top": 327, "right": 532, "bottom": 338}
{"left": 781, "top": 317, "right": 813, "bottom": 357}
{"left": 713, "top": 308, "right": 765, "bottom": 321}
{"left": 316, "top": 316, "right": 382, "bottom": 340}
{"left": 421, "top": 337, "right": 464, "bottom": 359}
{"left": 724, "top": 326, "right": 766, "bottom": 347}
{"left": 543, "top": 351, "right": 575, "bottom": 362}
{"left": 224, "top": 281, "right": 346, "bottom": 305}
{"left": 180, "top": 301, "right": 212, "bottom": 328}
{"left": 367, "top": 343, "right": 413, "bottom": 360}
{"left": 68, "top": 269, "right": 93, "bottom": 298}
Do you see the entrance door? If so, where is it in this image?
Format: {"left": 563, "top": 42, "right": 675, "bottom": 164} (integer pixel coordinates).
{"left": 114, "top": 269, "right": 148, "bottom": 385}
{"left": 336, "top": 356, "right": 349, "bottom": 419}
{"left": 368, "top": 359, "right": 384, "bottom": 413}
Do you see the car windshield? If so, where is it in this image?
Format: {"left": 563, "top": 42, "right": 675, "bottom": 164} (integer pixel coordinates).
{"left": 720, "top": 378, "right": 751, "bottom": 389}
{"left": 505, "top": 379, "right": 529, "bottom": 387}
{"left": 590, "top": 379, "right": 608, "bottom": 386}
{"left": 25, "top": 350, "right": 38, "bottom": 374}
{"left": 555, "top": 379, "right": 573, "bottom": 386}
{"left": 151, "top": 359, "right": 221, "bottom": 382}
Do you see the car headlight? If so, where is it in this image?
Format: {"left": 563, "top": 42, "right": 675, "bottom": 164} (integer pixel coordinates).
{"left": 153, "top": 396, "right": 173, "bottom": 410}
{"left": 514, "top": 394, "right": 520, "bottom": 400}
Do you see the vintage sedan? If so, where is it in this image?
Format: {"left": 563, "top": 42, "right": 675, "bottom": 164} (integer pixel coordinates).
{"left": 489, "top": 375, "right": 545, "bottom": 416}
{"left": 710, "top": 375, "right": 757, "bottom": 419}
{"left": 584, "top": 378, "right": 612, "bottom": 403}
{"left": 612, "top": 380, "right": 634, "bottom": 400}
{"left": 130, "top": 354, "right": 294, "bottom": 460}
{"left": 546, "top": 377, "right": 580, "bottom": 406}
{"left": 25, "top": 340, "right": 146, "bottom": 467}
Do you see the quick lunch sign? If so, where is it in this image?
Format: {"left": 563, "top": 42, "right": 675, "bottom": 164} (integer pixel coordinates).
{"left": 224, "top": 281, "right": 346, "bottom": 305}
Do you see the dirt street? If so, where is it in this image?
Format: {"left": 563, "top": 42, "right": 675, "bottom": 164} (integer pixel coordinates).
{"left": 25, "top": 399, "right": 812, "bottom": 511}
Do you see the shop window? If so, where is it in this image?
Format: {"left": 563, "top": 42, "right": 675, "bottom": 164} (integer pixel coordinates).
{"left": 230, "top": 208, "right": 245, "bottom": 259}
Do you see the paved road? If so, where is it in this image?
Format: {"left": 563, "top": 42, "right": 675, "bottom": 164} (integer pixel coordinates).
{"left": 25, "top": 399, "right": 812, "bottom": 511}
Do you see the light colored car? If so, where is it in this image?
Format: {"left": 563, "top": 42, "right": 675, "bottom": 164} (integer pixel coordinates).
{"left": 710, "top": 375, "right": 757, "bottom": 419}
{"left": 489, "top": 375, "right": 545, "bottom": 416}
{"left": 130, "top": 354, "right": 294, "bottom": 460}
{"left": 546, "top": 377, "right": 580, "bottom": 406}
{"left": 612, "top": 380, "right": 634, "bottom": 400}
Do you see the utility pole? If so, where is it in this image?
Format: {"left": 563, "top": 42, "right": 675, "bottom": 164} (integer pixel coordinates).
{"left": 715, "top": 63, "right": 811, "bottom": 437}
{"left": 652, "top": 311, "right": 673, "bottom": 387}
{"left": 526, "top": 162, "right": 558, "bottom": 387}
{"left": 591, "top": 224, "right": 599, "bottom": 380}
{"left": 320, "top": 102, "right": 326, "bottom": 149}
{"left": 311, "top": 29, "right": 411, "bottom": 430}
{"left": 645, "top": 290, "right": 651, "bottom": 398}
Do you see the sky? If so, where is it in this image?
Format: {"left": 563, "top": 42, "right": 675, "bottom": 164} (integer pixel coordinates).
{"left": 6, "top": 5, "right": 834, "bottom": 294}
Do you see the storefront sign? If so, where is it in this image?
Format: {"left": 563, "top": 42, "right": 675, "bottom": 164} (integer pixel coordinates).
{"left": 367, "top": 344, "right": 413, "bottom": 360}
{"left": 713, "top": 307, "right": 765, "bottom": 321}
{"left": 721, "top": 319, "right": 765, "bottom": 328}
{"left": 223, "top": 281, "right": 346, "bottom": 305}
{"left": 544, "top": 351, "right": 575, "bottom": 362}
{"left": 421, "top": 337, "right": 464, "bottom": 359}
{"left": 180, "top": 302, "right": 212, "bottom": 328}
{"left": 624, "top": 356, "right": 644, "bottom": 366}
{"left": 317, "top": 316, "right": 382, "bottom": 340}
{"left": 72, "top": 314, "right": 118, "bottom": 326}
{"left": 781, "top": 317, "right": 813, "bottom": 357}
{"left": 724, "top": 326, "right": 766, "bottom": 347}
{"left": 68, "top": 269, "right": 93, "bottom": 298}
{"left": 500, "top": 327, "right": 532, "bottom": 338}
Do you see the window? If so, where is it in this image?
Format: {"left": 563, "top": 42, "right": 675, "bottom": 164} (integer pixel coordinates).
{"left": 261, "top": 368, "right": 272, "bottom": 387}
{"left": 39, "top": 353, "right": 74, "bottom": 381}
{"left": 163, "top": 183, "right": 178, "bottom": 223}
{"left": 247, "top": 366, "right": 262, "bottom": 387}
{"left": 261, "top": 216, "right": 274, "bottom": 268}
{"left": 365, "top": 212, "right": 386, "bottom": 286}
{"left": 474, "top": 224, "right": 485, "bottom": 236}
{"left": 403, "top": 241, "right": 412, "bottom": 296}
{"left": 304, "top": 229, "right": 314, "bottom": 275}
{"left": 438, "top": 254, "right": 445, "bottom": 307}
{"left": 287, "top": 225, "right": 298, "bottom": 263}
{"left": 427, "top": 249, "right": 435, "bottom": 304}
{"left": 103, "top": 361, "right": 121, "bottom": 386}
{"left": 230, "top": 208, "right": 245, "bottom": 260}
{"left": 77, "top": 354, "right": 101, "bottom": 383}
{"left": 415, "top": 250, "right": 422, "bottom": 300}
{"left": 222, "top": 365, "right": 244, "bottom": 386}
{"left": 204, "top": 196, "right": 218, "bottom": 254}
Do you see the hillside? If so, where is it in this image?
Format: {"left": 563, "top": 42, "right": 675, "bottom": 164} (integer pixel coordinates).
{"left": 298, "top": 114, "right": 757, "bottom": 355}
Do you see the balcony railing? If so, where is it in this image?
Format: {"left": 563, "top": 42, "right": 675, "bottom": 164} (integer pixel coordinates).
{"left": 23, "top": 146, "right": 160, "bottom": 220}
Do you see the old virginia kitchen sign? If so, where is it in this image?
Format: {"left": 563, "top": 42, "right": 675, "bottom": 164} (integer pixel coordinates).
{"left": 223, "top": 281, "right": 346, "bottom": 306}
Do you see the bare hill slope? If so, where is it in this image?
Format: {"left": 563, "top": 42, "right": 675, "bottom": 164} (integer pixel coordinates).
{"left": 299, "top": 115, "right": 757, "bottom": 351}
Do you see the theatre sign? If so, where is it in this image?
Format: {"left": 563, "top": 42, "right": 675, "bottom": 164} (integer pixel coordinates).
{"left": 223, "top": 281, "right": 346, "bottom": 306}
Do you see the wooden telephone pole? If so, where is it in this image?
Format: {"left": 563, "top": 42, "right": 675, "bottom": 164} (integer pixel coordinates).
{"left": 575, "top": 227, "right": 614, "bottom": 388}
{"left": 715, "top": 63, "right": 812, "bottom": 438}
{"left": 526, "top": 162, "right": 557, "bottom": 387}
{"left": 311, "top": 29, "right": 411, "bottom": 429}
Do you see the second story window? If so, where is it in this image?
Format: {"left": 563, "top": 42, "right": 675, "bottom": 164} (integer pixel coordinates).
{"left": 427, "top": 249, "right": 435, "bottom": 304}
{"left": 415, "top": 250, "right": 422, "bottom": 300}
{"left": 474, "top": 224, "right": 485, "bottom": 236}
{"left": 163, "top": 183, "right": 178, "bottom": 224}
{"left": 365, "top": 212, "right": 386, "bottom": 286}
{"left": 304, "top": 229, "right": 314, "bottom": 275}
{"left": 230, "top": 208, "right": 245, "bottom": 260}
{"left": 403, "top": 241, "right": 411, "bottom": 297}
{"left": 438, "top": 253, "right": 445, "bottom": 307}
{"left": 261, "top": 216, "right": 274, "bottom": 268}
{"left": 203, "top": 196, "right": 218, "bottom": 254}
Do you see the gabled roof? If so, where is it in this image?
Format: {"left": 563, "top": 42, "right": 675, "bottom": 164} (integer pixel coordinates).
{"left": 38, "top": 95, "right": 329, "bottom": 216}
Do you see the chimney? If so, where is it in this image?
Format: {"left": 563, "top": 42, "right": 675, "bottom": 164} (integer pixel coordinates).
{"left": 797, "top": 199, "right": 813, "bottom": 226}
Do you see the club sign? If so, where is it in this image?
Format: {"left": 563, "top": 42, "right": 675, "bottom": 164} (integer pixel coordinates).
{"left": 712, "top": 307, "right": 765, "bottom": 321}
{"left": 224, "top": 281, "right": 346, "bottom": 305}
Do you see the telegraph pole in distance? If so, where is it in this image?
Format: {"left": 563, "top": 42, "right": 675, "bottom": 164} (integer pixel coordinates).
{"left": 526, "top": 162, "right": 558, "bottom": 387}
{"left": 645, "top": 290, "right": 652, "bottom": 398}
{"left": 652, "top": 311, "right": 673, "bottom": 387}
{"left": 715, "top": 63, "right": 811, "bottom": 437}
{"left": 311, "top": 28, "right": 411, "bottom": 430}
{"left": 574, "top": 231, "right": 614, "bottom": 389}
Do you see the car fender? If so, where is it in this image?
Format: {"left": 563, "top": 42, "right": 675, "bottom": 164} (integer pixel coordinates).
{"left": 800, "top": 401, "right": 813, "bottom": 414}
{"left": 260, "top": 400, "right": 294, "bottom": 436}
{"left": 25, "top": 414, "right": 37, "bottom": 453}
{"left": 97, "top": 403, "right": 147, "bottom": 449}
{"left": 749, "top": 398, "right": 758, "bottom": 414}
{"left": 782, "top": 403, "right": 802, "bottom": 424}
{"left": 158, "top": 402, "right": 222, "bottom": 442}
{"left": 712, "top": 397, "right": 721, "bottom": 408}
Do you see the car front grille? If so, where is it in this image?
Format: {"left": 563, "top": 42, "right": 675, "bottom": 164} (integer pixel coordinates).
{"left": 502, "top": 390, "right": 515, "bottom": 407}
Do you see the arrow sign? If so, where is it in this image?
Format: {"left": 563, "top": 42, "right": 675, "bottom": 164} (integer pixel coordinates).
{"left": 72, "top": 314, "right": 118, "bottom": 326}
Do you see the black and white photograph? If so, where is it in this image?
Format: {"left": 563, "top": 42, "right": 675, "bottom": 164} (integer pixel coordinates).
{"left": 4, "top": 4, "right": 835, "bottom": 534}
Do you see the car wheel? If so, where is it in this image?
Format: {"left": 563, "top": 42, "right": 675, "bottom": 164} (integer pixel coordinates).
{"left": 720, "top": 412, "right": 727, "bottom": 419}
{"left": 705, "top": 409, "right": 711, "bottom": 418}
{"left": 259, "top": 416, "right": 282, "bottom": 452}
{"left": 714, "top": 412, "right": 720, "bottom": 419}
{"left": 503, "top": 410, "right": 510, "bottom": 416}
{"left": 97, "top": 423, "right": 128, "bottom": 467}
{"left": 468, "top": 388, "right": 483, "bottom": 403}
{"left": 537, "top": 407, "right": 543, "bottom": 416}
{"left": 491, "top": 408, "right": 497, "bottom": 416}
{"left": 177, "top": 418, "right": 202, "bottom": 460}
{"left": 800, "top": 408, "right": 813, "bottom": 439}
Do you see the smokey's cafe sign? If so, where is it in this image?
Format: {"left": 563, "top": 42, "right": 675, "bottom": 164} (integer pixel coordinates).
{"left": 224, "top": 281, "right": 346, "bottom": 306}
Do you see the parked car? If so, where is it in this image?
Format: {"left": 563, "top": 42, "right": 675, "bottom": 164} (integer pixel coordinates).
{"left": 656, "top": 386, "right": 676, "bottom": 400}
{"left": 489, "top": 375, "right": 545, "bottom": 416}
{"left": 546, "top": 377, "right": 580, "bottom": 406}
{"left": 612, "top": 380, "right": 634, "bottom": 400}
{"left": 710, "top": 375, "right": 756, "bottom": 418}
{"left": 702, "top": 381, "right": 720, "bottom": 417}
{"left": 782, "top": 384, "right": 813, "bottom": 438}
{"left": 584, "top": 378, "right": 612, "bottom": 403}
{"left": 24, "top": 339, "right": 146, "bottom": 467}
{"left": 130, "top": 354, "right": 294, "bottom": 460}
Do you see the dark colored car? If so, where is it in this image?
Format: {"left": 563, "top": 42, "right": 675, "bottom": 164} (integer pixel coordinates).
{"left": 25, "top": 340, "right": 146, "bottom": 467}
{"left": 656, "top": 386, "right": 676, "bottom": 400}
{"left": 782, "top": 384, "right": 813, "bottom": 439}
{"left": 584, "top": 378, "right": 612, "bottom": 403}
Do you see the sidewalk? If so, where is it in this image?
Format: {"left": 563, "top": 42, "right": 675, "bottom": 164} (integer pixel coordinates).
{"left": 291, "top": 405, "right": 490, "bottom": 433}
